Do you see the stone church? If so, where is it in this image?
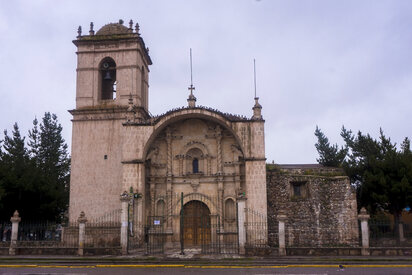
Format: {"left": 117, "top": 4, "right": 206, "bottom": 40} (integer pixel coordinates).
{"left": 69, "top": 20, "right": 358, "bottom": 251}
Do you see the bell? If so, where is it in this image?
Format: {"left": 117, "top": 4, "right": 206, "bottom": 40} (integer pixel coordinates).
{"left": 104, "top": 71, "right": 112, "bottom": 80}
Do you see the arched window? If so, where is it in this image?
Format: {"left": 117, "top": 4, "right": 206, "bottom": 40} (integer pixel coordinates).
{"left": 186, "top": 148, "right": 203, "bottom": 174}
{"left": 100, "top": 58, "right": 117, "bottom": 100}
{"left": 192, "top": 158, "right": 199, "bottom": 173}
{"left": 225, "top": 199, "right": 236, "bottom": 221}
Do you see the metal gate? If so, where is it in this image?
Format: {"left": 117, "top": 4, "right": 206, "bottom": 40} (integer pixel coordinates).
{"left": 145, "top": 216, "right": 166, "bottom": 254}
{"left": 199, "top": 215, "right": 239, "bottom": 254}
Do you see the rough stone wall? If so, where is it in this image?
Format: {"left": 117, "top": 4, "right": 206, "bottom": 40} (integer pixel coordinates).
{"left": 267, "top": 166, "right": 359, "bottom": 247}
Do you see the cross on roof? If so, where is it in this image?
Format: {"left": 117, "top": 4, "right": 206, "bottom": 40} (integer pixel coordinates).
{"left": 188, "top": 84, "right": 195, "bottom": 95}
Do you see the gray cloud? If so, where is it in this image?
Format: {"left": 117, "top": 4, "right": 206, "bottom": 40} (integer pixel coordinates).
{"left": 0, "top": 0, "right": 411, "bottom": 164}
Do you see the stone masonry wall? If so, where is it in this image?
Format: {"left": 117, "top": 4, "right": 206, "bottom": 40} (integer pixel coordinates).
{"left": 267, "top": 166, "right": 359, "bottom": 247}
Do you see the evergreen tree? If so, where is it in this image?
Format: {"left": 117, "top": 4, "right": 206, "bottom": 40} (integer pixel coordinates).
{"left": 0, "top": 114, "right": 70, "bottom": 222}
{"left": 0, "top": 136, "right": 5, "bottom": 214}
{"left": 36, "top": 112, "right": 70, "bottom": 221}
{"left": 28, "top": 118, "right": 40, "bottom": 163}
{"left": 314, "top": 126, "right": 347, "bottom": 167}
{"left": 316, "top": 126, "right": 412, "bottom": 239}
{"left": 38, "top": 113, "right": 70, "bottom": 180}
{"left": 0, "top": 123, "right": 32, "bottom": 220}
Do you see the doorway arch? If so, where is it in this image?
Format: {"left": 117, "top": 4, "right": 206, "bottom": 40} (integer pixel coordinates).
{"left": 181, "top": 200, "right": 211, "bottom": 246}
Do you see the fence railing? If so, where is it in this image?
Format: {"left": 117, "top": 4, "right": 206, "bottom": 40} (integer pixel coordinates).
{"left": 16, "top": 221, "right": 78, "bottom": 248}
{"left": 0, "top": 221, "right": 11, "bottom": 247}
{"left": 5, "top": 207, "right": 412, "bottom": 256}
{"left": 84, "top": 222, "right": 121, "bottom": 249}
{"left": 369, "top": 220, "right": 412, "bottom": 247}
{"left": 245, "top": 208, "right": 267, "bottom": 248}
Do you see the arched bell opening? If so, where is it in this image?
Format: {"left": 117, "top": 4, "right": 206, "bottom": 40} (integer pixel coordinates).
{"left": 99, "top": 57, "right": 117, "bottom": 100}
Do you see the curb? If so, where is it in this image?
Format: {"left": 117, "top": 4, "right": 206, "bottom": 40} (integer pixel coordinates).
{"left": 1, "top": 264, "right": 412, "bottom": 268}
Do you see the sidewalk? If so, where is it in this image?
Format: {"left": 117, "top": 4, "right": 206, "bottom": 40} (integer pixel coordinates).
{"left": 1, "top": 253, "right": 412, "bottom": 266}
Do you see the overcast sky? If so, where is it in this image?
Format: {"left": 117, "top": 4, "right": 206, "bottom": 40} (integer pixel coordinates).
{"left": 0, "top": 0, "right": 411, "bottom": 164}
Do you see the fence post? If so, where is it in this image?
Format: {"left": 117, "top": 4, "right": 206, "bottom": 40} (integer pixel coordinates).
{"left": 399, "top": 221, "right": 406, "bottom": 243}
{"left": 277, "top": 211, "right": 287, "bottom": 256}
{"left": 358, "top": 207, "right": 370, "bottom": 256}
{"left": 9, "top": 210, "right": 21, "bottom": 256}
{"left": 120, "top": 191, "right": 131, "bottom": 255}
{"left": 77, "top": 211, "right": 87, "bottom": 256}
{"left": 237, "top": 197, "right": 247, "bottom": 255}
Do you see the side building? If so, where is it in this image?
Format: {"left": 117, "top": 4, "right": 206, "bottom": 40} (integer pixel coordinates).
{"left": 266, "top": 164, "right": 359, "bottom": 248}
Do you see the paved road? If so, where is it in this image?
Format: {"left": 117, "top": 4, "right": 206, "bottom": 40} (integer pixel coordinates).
{"left": 1, "top": 266, "right": 412, "bottom": 275}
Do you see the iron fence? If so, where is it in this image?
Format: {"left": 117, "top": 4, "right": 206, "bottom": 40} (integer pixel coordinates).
{"left": 127, "top": 222, "right": 145, "bottom": 251}
{"left": 84, "top": 222, "right": 120, "bottom": 249}
{"left": 17, "top": 221, "right": 78, "bottom": 248}
{"left": 201, "top": 215, "right": 239, "bottom": 254}
{"left": 145, "top": 216, "right": 166, "bottom": 254}
{"left": 0, "top": 221, "right": 11, "bottom": 247}
{"left": 369, "top": 219, "right": 412, "bottom": 247}
{"left": 245, "top": 208, "right": 267, "bottom": 248}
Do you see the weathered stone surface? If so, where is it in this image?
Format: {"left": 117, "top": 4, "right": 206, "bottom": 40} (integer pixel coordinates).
{"left": 266, "top": 165, "right": 359, "bottom": 247}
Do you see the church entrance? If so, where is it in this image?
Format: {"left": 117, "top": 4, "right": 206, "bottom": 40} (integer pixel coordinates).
{"left": 182, "top": 200, "right": 211, "bottom": 246}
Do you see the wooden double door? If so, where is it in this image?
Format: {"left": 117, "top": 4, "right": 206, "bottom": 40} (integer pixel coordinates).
{"left": 182, "top": 200, "right": 211, "bottom": 246}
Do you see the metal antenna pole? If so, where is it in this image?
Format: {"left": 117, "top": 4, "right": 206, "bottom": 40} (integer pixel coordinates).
{"left": 254, "top": 59, "right": 257, "bottom": 98}
{"left": 190, "top": 49, "right": 193, "bottom": 89}
{"left": 189, "top": 49, "right": 195, "bottom": 95}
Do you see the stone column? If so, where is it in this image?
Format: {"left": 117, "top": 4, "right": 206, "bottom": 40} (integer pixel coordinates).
{"left": 358, "top": 207, "right": 370, "bottom": 256}
{"left": 218, "top": 179, "right": 224, "bottom": 226}
{"left": 150, "top": 183, "right": 155, "bottom": 215}
{"left": 216, "top": 126, "right": 224, "bottom": 229}
{"left": 216, "top": 126, "right": 223, "bottom": 173}
{"left": 120, "top": 191, "right": 131, "bottom": 255}
{"left": 165, "top": 128, "right": 173, "bottom": 237}
{"left": 237, "top": 197, "right": 247, "bottom": 255}
{"left": 9, "top": 210, "right": 21, "bottom": 256}
{"left": 277, "top": 212, "right": 287, "bottom": 256}
{"left": 78, "top": 211, "right": 87, "bottom": 256}
{"left": 166, "top": 128, "right": 172, "bottom": 176}
{"left": 136, "top": 196, "right": 144, "bottom": 238}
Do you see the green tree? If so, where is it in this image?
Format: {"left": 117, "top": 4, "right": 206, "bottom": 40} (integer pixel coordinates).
{"left": 316, "top": 126, "right": 412, "bottom": 238}
{"left": 314, "top": 126, "right": 347, "bottom": 167}
{"left": 0, "top": 114, "right": 70, "bottom": 222}
{"left": 0, "top": 123, "right": 33, "bottom": 220}
{"left": 31, "top": 112, "right": 70, "bottom": 221}
{"left": 28, "top": 117, "right": 40, "bottom": 164}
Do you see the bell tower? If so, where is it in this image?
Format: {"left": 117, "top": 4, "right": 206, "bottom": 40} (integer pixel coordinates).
{"left": 69, "top": 20, "right": 152, "bottom": 221}
{"left": 72, "top": 19, "right": 152, "bottom": 114}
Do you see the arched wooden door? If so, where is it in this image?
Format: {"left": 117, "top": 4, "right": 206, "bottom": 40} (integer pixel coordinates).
{"left": 182, "top": 200, "right": 211, "bottom": 246}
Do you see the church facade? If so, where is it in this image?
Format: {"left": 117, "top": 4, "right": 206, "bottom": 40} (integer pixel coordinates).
{"left": 69, "top": 20, "right": 358, "bottom": 251}
{"left": 69, "top": 20, "right": 267, "bottom": 248}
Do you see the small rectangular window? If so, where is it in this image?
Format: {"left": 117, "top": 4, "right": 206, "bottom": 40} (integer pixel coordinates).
{"left": 290, "top": 181, "right": 307, "bottom": 199}
{"left": 293, "top": 184, "right": 301, "bottom": 197}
